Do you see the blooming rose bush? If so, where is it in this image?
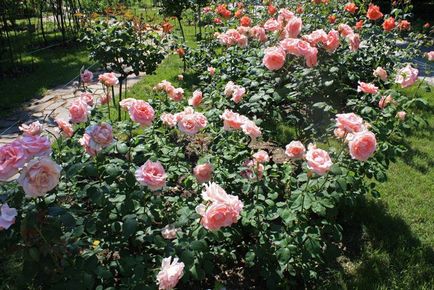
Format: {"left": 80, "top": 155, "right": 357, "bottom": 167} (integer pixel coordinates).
{"left": 0, "top": 1, "right": 431, "bottom": 289}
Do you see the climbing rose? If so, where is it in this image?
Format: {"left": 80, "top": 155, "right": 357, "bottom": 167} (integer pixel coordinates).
{"left": 69, "top": 98, "right": 90, "bottom": 123}
{"left": 373, "top": 67, "right": 388, "bottom": 81}
{"left": 305, "top": 144, "right": 333, "bottom": 175}
{"left": 0, "top": 141, "right": 27, "bottom": 181}
{"left": 18, "top": 135, "right": 51, "bottom": 157}
{"left": 98, "top": 72, "right": 118, "bottom": 86}
{"left": 156, "top": 257, "right": 184, "bottom": 290}
{"left": 193, "top": 162, "right": 213, "bottom": 183}
{"left": 55, "top": 118, "right": 74, "bottom": 138}
{"left": 285, "top": 141, "right": 306, "bottom": 159}
{"left": 348, "top": 131, "right": 377, "bottom": 161}
{"left": 128, "top": 100, "right": 155, "bottom": 127}
{"left": 19, "top": 121, "right": 43, "bottom": 136}
{"left": 263, "top": 46, "right": 286, "bottom": 71}
{"left": 336, "top": 113, "right": 365, "bottom": 133}
{"left": 17, "top": 157, "right": 61, "bottom": 198}
{"left": 357, "top": 81, "right": 379, "bottom": 94}
{"left": 367, "top": 4, "right": 383, "bottom": 20}
{"left": 0, "top": 203, "right": 17, "bottom": 230}
{"left": 80, "top": 69, "right": 93, "bottom": 83}
{"left": 135, "top": 160, "right": 167, "bottom": 191}
{"left": 395, "top": 64, "right": 418, "bottom": 88}
{"left": 383, "top": 17, "right": 396, "bottom": 31}
{"left": 253, "top": 150, "right": 270, "bottom": 163}
{"left": 344, "top": 2, "right": 358, "bottom": 13}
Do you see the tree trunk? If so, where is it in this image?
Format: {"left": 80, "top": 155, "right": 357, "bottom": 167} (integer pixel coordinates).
{"left": 39, "top": 1, "right": 47, "bottom": 45}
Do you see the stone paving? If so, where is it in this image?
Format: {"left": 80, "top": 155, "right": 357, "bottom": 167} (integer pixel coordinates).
{"left": 0, "top": 72, "right": 144, "bottom": 145}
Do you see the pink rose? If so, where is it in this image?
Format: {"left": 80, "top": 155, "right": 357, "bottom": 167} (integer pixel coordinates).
{"left": 395, "top": 64, "right": 418, "bottom": 88}
{"left": 188, "top": 90, "right": 203, "bottom": 107}
{"left": 119, "top": 98, "right": 137, "bottom": 111}
{"left": 18, "top": 135, "right": 51, "bottom": 157}
{"left": 357, "top": 81, "right": 379, "bottom": 94}
{"left": 379, "top": 95, "right": 393, "bottom": 109}
{"left": 264, "top": 18, "right": 282, "bottom": 31}
{"left": 253, "top": 150, "right": 270, "bottom": 163}
{"left": 79, "top": 92, "right": 94, "bottom": 107}
{"left": 55, "top": 118, "right": 74, "bottom": 138}
{"left": 69, "top": 99, "right": 90, "bottom": 123}
{"left": 338, "top": 24, "right": 354, "bottom": 37}
{"left": 80, "top": 69, "right": 93, "bottom": 84}
{"left": 397, "top": 111, "right": 406, "bottom": 121}
{"left": 305, "top": 144, "right": 333, "bottom": 175}
{"left": 336, "top": 113, "right": 365, "bottom": 133}
{"left": 100, "top": 94, "right": 112, "bottom": 105}
{"left": 201, "top": 182, "right": 243, "bottom": 208}
{"left": 334, "top": 128, "right": 347, "bottom": 139}
{"left": 208, "top": 66, "right": 215, "bottom": 76}
{"left": 79, "top": 134, "right": 96, "bottom": 156}
{"left": 284, "top": 17, "right": 302, "bottom": 38}
{"left": 348, "top": 130, "right": 377, "bottom": 161}
{"left": 19, "top": 121, "right": 43, "bottom": 136}
{"left": 80, "top": 123, "right": 113, "bottom": 156}
{"left": 98, "top": 72, "right": 118, "bottom": 86}
{"left": 224, "top": 81, "right": 236, "bottom": 97}
{"left": 128, "top": 100, "right": 155, "bottom": 127}
{"left": 263, "top": 46, "right": 286, "bottom": 71}
{"left": 237, "top": 26, "right": 250, "bottom": 35}
{"left": 303, "top": 29, "right": 327, "bottom": 46}
{"left": 237, "top": 34, "right": 249, "bottom": 48}
{"left": 278, "top": 8, "right": 294, "bottom": 22}
{"left": 325, "top": 30, "right": 340, "bottom": 53}
{"left": 0, "top": 141, "right": 27, "bottom": 181}
{"left": 0, "top": 203, "right": 17, "bottom": 230}
{"left": 161, "top": 225, "right": 179, "bottom": 240}
{"left": 250, "top": 26, "right": 267, "bottom": 42}
{"left": 160, "top": 112, "right": 177, "bottom": 127}
{"left": 426, "top": 51, "right": 434, "bottom": 61}
{"left": 231, "top": 86, "right": 246, "bottom": 103}
{"left": 178, "top": 114, "right": 200, "bottom": 135}
{"left": 17, "top": 157, "right": 61, "bottom": 198}
{"left": 347, "top": 33, "right": 361, "bottom": 51}
{"left": 285, "top": 141, "right": 306, "bottom": 159}
{"left": 157, "top": 257, "right": 184, "bottom": 290}
{"left": 305, "top": 47, "right": 318, "bottom": 67}
{"left": 220, "top": 109, "right": 247, "bottom": 131}
{"left": 241, "top": 159, "right": 264, "bottom": 180}
{"left": 135, "top": 160, "right": 167, "bottom": 191}
{"left": 280, "top": 38, "right": 311, "bottom": 57}
{"left": 168, "top": 88, "right": 184, "bottom": 102}
{"left": 241, "top": 119, "right": 262, "bottom": 139}
{"left": 373, "top": 67, "right": 388, "bottom": 81}
{"left": 193, "top": 162, "right": 213, "bottom": 183}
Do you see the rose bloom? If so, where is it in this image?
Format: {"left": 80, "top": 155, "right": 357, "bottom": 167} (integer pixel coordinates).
{"left": 367, "top": 4, "right": 383, "bottom": 21}
{"left": 334, "top": 128, "right": 347, "bottom": 139}
{"left": 347, "top": 33, "right": 361, "bottom": 51}
{"left": 278, "top": 8, "right": 294, "bottom": 22}
{"left": 237, "top": 34, "right": 248, "bottom": 48}
{"left": 234, "top": 9, "right": 243, "bottom": 19}
{"left": 379, "top": 95, "right": 393, "bottom": 109}
{"left": 221, "top": 109, "right": 247, "bottom": 131}
{"left": 81, "top": 69, "right": 93, "bottom": 83}
{"left": 19, "top": 121, "right": 43, "bottom": 136}
{"left": 397, "top": 111, "right": 407, "bottom": 121}
{"left": 303, "top": 29, "right": 327, "bottom": 46}
{"left": 344, "top": 2, "right": 358, "bottom": 14}
{"left": 0, "top": 141, "right": 27, "bottom": 181}
{"left": 241, "top": 159, "right": 264, "bottom": 180}
{"left": 263, "top": 46, "right": 286, "bottom": 71}
{"left": 305, "top": 144, "right": 333, "bottom": 175}
{"left": 373, "top": 67, "right": 388, "bottom": 81}
{"left": 264, "top": 18, "right": 281, "bottom": 31}
{"left": 338, "top": 24, "right": 354, "bottom": 37}
{"left": 157, "top": 257, "right": 184, "bottom": 290}
{"left": 240, "top": 16, "right": 251, "bottom": 27}
{"left": 135, "top": 160, "right": 167, "bottom": 191}
{"left": 87, "top": 122, "right": 114, "bottom": 148}
{"left": 161, "top": 225, "right": 178, "bottom": 240}
{"left": 423, "top": 22, "right": 430, "bottom": 28}
{"left": 253, "top": 150, "right": 270, "bottom": 163}
{"left": 213, "top": 17, "right": 222, "bottom": 24}
{"left": 305, "top": 47, "right": 318, "bottom": 67}
{"left": 100, "top": 94, "right": 112, "bottom": 105}
{"left": 19, "top": 135, "right": 51, "bottom": 157}
{"left": 285, "top": 141, "right": 306, "bottom": 159}
{"left": 395, "top": 64, "right": 419, "bottom": 88}
{"left": 355, "top": 20, "right": 364, "bottom": 30}
{"left": 336, "top": 113, "right": 365, "bottom": 133}
{"left": 0, "top": 203, "right": 18, "bottom": 230}
{"left": 188, "top": 90, "right": 203, "bottom": 107}
{"left": 325, "top": 30, "right": 340, "bottom": 53}
{"left": 241, "top": 119, "right": 262, "bottom": 139}
{"left": 119, "top": 98, "right": 137, "bottom": 111}
{"left": 231, "top": 86, "right": 246, "bottom": 103}
{"left": 176, "top": 47, "right": 185, "bottom": 57}
{"left": 237, "top": 25, "right": 250, "bottom": 36}
{"left": 268, "top": 4, "right": 277, "bottom": 15}
{"left": 128, "top": 100, "right": 155, "bottom": 127}
{"left": 55, "top": 118, "right": 74, "bottom": 138}
{"left": 178, "top": 113, "right": 202, "bottom": 135}
{"left": 162, "top": 21, "right": 174, "bottom": 33}
{"left": 383, "top": 17, "right": 395, "bottom": 32}
{"left": 17, "top": 157, "right": 61, "bottom": 198}
{"left": 79, "top": 92, "right": 94, "bottom": 107}
{"left": 98, "top": 72, "right": 119, "bottom": 87}
{"left": 225, "top": 81, "right": 236, "bottom": 97}
{"left": 398, "top": 20, "right": 411, "bottom": 31}
{"left": 69, "top": 99, "right": 90, "bottom": 123}
{"left": 284, "top": 17, "right": 302, "bottom": 38}
{"left": 328, "top": 15, "right": 337, "bottom": 24}
{"left": 426, "top": 51, "right": 434, "bottom": 61}
{"left": 168, "top": 88, "right": 184, "bottom": 102}
{"left": 160, "top": 112, "right": 177, "bottom": 127}
{"left": 194, "top": 162, "right": 213, "bottom": 183}
{"left": 348, "top": 130, "right": 377, "bottom": 161}
{"left": 250, "top": 26, "right": 267, "bottom": 42}
{"left": 208, "top": 66, "right": 215, "bottom": 76}
{"left": 357, "top": 81, "right": 379, "bottom": 94}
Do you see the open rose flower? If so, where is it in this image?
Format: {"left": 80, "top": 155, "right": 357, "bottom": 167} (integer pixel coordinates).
{"left": 188, "top": 90, "right": 203, "bottom": 107}
{"left": 379, "top": 95, "right": 394, "bottom": 109}
{"left": 221, "top": 109, "right": 247, "bottom": 131}
{"left": 348, "top": 130, "right": 377, "bottom": 161}
{"left": 100, "top": 94, "right": 111, "bottom": 105}
{"left": 344, "top": 2, "right": 358, "bottom": 13}
{"left": 347, "top": 33, "right": 361, "bottom": 51}
{"left": 397, "top": 111, "right": 407, "bottom": 121}
{"left": 208, "top": 66, "right": 215, "bottom": 76}
{"left": 324, "top": 30, "right": 340, "bottom": 53}
{"left": 336, "top": 113, "right": 365, "bottom": 133}
{"left": 0, "top": 203, "right": 18, "bottom": 230}
{"left": 398, "top": 20, "right": 411, "bottom": 31}
{"left": 119, "top": 98, "right": 137, "bottom": 111}
{"left": 250, "top": 26, "right": 267, "bottom": 42}
{"left": 193, "top": 162, "right": 213, "bottom": 183}
{"left": 367, "top": 4, "right": 383, "bottom": 21}
{"left": 18, "top": 135, "right": 51, "bottom": 157}
{"left": 79, "top": 92, "right": 94, "bottom": 107}
{"left": 263, "top": 46, "right": 286, "bottom": 71}
{"left": 157, "top": 257, "right": 184, "bottom": 290}
{"left": 168, "top": 88, "right": 184, "bottom": 102}
{"left": 383, "top": 17, "right": 395, "bottom": 32}
{"left": 253, "top": 150, "right": 270, "bottom": 163}
{"left": 0, "top": 141, "right": 28, "bottom": 181}
{"left": 395, "top": 64, "right": 418, "bottom": 88}
{"left": 241, "top": 119, "right": 262, "bottom": 139}
{"left": 98, "top": 72, "right": 119, "bottom": 86}
{"left": 285, "top": 141, "right": 306, "bottom": 159}
{"left": 129, "top": 100, "right": 155, "bottom": 127}
{"left": 81, "top": 69, "right": 93, "bottom": 84}
{"left": 284, "top": 17, "right": 302, "bottom": 38}
{"left": 17, "top": 157, "right": 61, "bottom": 198}
{"left": 161, "top": 225, "right": 179, "bottom": 240}
{"left": 373, "top": 67, "right": 388, "bottom": 81}
{"left": 426, "top": 51, "right": 434, "bottom": 61}
{"left": 177, "top": 108, "right": 207, "bottom": 135}
{"left": 69, "top": 99, "right": 91, "bottom": 123}
{"left": 19, "top": 121, "right": 43, "bottom": 136}
{"left": 305, "top": 144, "right": 333, "bottom": 175}
{"left": 55, "top": 118, "right": 74, "bottom": 138}
{"left": 135, "top": 160, "right": 167, "bottom": 191}
{"left": 264, "top": 18, "right": 281, "bottom": 31}
{"left": 357, "top": 81, "right": 379, "bottom": 94}
{"left": 80, "top": 123, "right": 114, "bottom": 156}
{"left": 241, "top": 159, "right": 264, "bottom": 180}
{"left": 231, "top": 86, "right": 246, "bottom": 103}
{"left": 338, "top": 24, "right": 354, "bottom": 37}
{"left": 160, "top": 113, "right": 177, "bottom": 127}
{"left": 303, "top": 29, "right": 327, "bottom": 46}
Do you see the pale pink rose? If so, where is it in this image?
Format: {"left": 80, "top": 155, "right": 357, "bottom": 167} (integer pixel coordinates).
{"left": 220, "top": 109, "right": 247, "bottom": 131}
{"left": 325, "top": 30, "right": 340, "bottom": 53}
{"left": 373, "top": 67, "right": 388, "bottom": 81}
{"left": 19, "top": 121, "right": 43, "bottom": 136}
{"left": 336, "top": 113, "right": 365, "bottom": 133}
{"left": 55, "top": 118, "right": 74, "bottom": 138}
{"left": 217, "top": 32, "right": 231, "bottom": 46}
{"left": 284, "top": 17, "right": 302, "bottom": 38}
{"left": 348, "top": 130, "right": 377, "bottom": 161}
{"left": 285, "top": 141, "right": 306, "bottom": 159}
{"left": 305, "top": 144, "right": 333, "bottom": 175}
{"left": 80, "top": 123, "right": 113, "bottom": 156}
{"left": 69, "top": 99, "right": 90, "bottom": 123}
{"left": 253, "top": 150, "right": 270, "bottom": 163}
{"left": 232, "top": 86, "right": 246, "bottom": 103}
{"left": 305, "top": 47, "right": 318, "bottom": 67}
{"left": 237, "top": 26, "right": 251, "bottom": 35}
{"left": 135, "top": 160, "right": 167, "bottom": 191}
{"left": 168, "top": 88, "right": 184, "bottom": 102}
{"left": 278, "top": 8, "right": 294, "bottom": 22}
{"left": 347, "top": 33, "right": 361, "bottom": 51}
{"left": 237, "top": 34, "right": 249, "bottom": 48}
{"left": 241, "top": 159, "right": 264, "bottom": 180}
{"left": 201, "top": 182, "right": 243, "bottom": 209}
{"left": 178, "top": 114, "right": 200, "bottom": 135}
{"left": 17, "top": 157, "right": 61, "bottom": 198}
{"left": 79, "top": 134, "right": 96, "bottom": 156}
{"left": 263, "top": 46, "right": 286, "bottom": 71}
{"left": 154, "top": 80, "right": 172, "bottom": 92}
{"left": 98, "top": 72, "right": 119, "bottom": 86}
{"left": 188, "top": 90, "right": 203, "bottom": 107}
{"left": 395, "top": 64, "right": 419, "bottom": 88}
{"left": 194, "top": 162, "right": 213, "bottom": 183}
{"left": 174, "top": 107, "right": 195, "bottom": 122}
{"left": 0, "top": 141, "right": 27, "bottom": 181}
{"left": 161, "top": 225, "right": 179, "bottom": 240}
{"left": 79, "top": 92, "right": 94, "bottom": 107}
{"left": 157, "top": 257, "right": 184, "bottom": 290}
{"left": 194, "top": 113, "right": 208, "bottom": 129}
{"left": 0, "top": 203, "right": 17, "bottom": 230}
{"left": 119, "top": 98, "right": 137, "bottom": 111}
{"left": 280, "top": 38, "right": 312, "bottom": 57}
{"left": 224, "top": 81, "right": 236, "bottom": 97}
{"left": 208, "top": 66, "right": 215, "bottom": 76}
{"left": 397, "top": 111, "right": 406, "bottom": 121}
{"left": 100, "top": 94, "right": 112, "bottom": 105}
{"left": 18, "top": 135, "right": 51, "bottom": 157}
{"left": 80, "top": 69, "right": 93, "bottom": 84}
{"left": 334, "top": 128, "right": 347, "bottom": 139}
{"left": 241, "top": 119, "right": 262, "bottom": 139}
{"left": 160, "top": 113, "right": 177, "bottom": 127}
{"left": 128, "top": 100, "right": 155, "bottom": 127}
{"left": 264, "top": 18, "right": 281, "bottom": 31}
{"left": 357, "top": 81, "right": 379, "bottom": 94}
{"left": 379, "top": 95, "right": 393, "bottom": 109}
{"left": 338, "top": 24, "right": 354, "bottom": 37}
{"left": 426, "top": 51, "right": 434, "bottom": 61}
{"left": 177, "top": 74, "right": 184, "bottom": 81}
{"left": 303, "top": 29, "right": 327, "bottom": 46}
{"left": 250, "top": 26, "right": 267, "bottom": 42}
{"left": 226, "top": 29, "right": 241, "bottom": 43}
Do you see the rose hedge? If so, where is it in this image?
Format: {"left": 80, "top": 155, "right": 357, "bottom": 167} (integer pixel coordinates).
{"left": 0, "top": 1, "right": 433, "bottom": 289}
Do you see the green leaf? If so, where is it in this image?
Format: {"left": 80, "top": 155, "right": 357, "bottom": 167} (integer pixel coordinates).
{"left": 123, "top": 218, "right": 138, "bottom": 238}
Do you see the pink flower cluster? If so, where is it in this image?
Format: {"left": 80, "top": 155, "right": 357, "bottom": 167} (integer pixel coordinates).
{"left": 79, "top": 123, "right": 114, "bottom": 156}
{"left": 154, "top": 80, "right": 185, "bottom": 101}
{"left": 196, "top": 182, "right": 243, "bottom": 231}
{"left": 135, "top": 160, "right": 167, "bottom": 191}
{"left": 0, "top": 203, "right": 17, "bottom": 230}
{"left": 224, "top": 81, "right": 246, "bottom": 103}
{"left": 241, "top": 150, "right": 269, "bottom": 180}
{"left": 220, "top": 109, "right": 262, "bottom": 139}
{"left": 163, "top": 107, "right": 207, "bottom": 135}
{"left": 157, "top": 257, "right": 184, "bottom": 290}
{"left": 285, "top": 141, "right": 333, "bottom": 175}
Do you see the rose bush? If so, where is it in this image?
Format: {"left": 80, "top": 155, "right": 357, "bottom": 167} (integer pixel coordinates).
{"left": 0, "top": 1, "right": 432, "bottom": 289}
